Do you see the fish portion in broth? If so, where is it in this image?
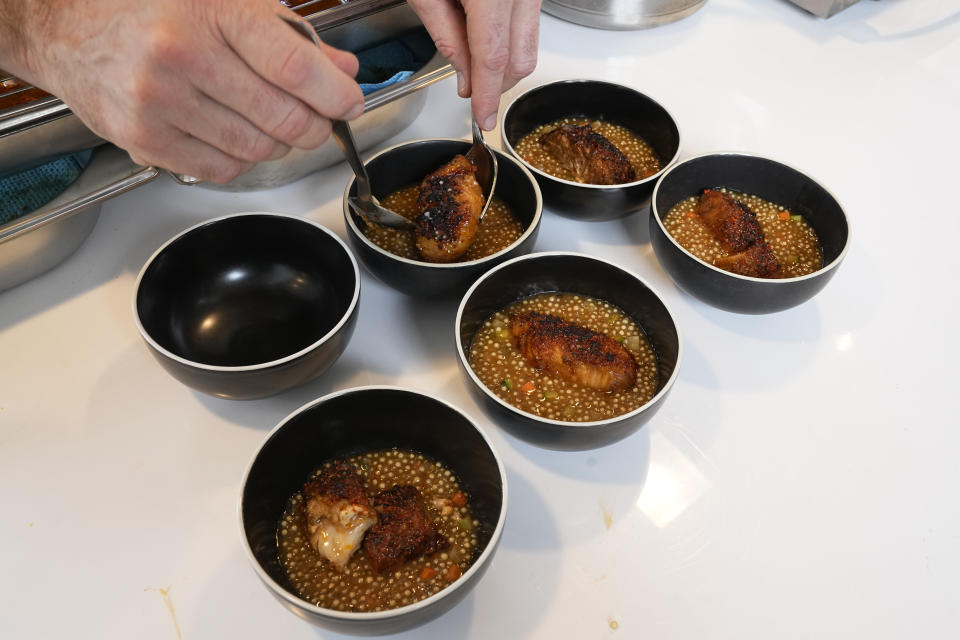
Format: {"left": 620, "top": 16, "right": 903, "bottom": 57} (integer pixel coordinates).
{"left": 514, "top": 118, "right": 662, "bottom": 185}
{"left": 663, "top": 188, "right": 823, "bottom": 278}
{"left": 278, "top": 449, "right": 482, "bottom": 612}
{"left": 469, "top": 292, "right": 659, "bottom": 422}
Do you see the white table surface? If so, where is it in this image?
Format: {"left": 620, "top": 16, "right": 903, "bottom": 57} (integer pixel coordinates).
{"left": 2, "top": 1, "right": 958, "bottom": 638}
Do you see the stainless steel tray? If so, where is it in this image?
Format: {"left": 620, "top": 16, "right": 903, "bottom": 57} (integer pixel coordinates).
{"left": 0, "top": 0, "right": 453, "bottom": 190}
{"left": 0, "top": 145, "right": 158, "bottom": 292}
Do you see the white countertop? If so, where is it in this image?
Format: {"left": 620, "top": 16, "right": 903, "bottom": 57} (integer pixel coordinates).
{"left": 2, "top": 1, "right": 958, "bottom": 637}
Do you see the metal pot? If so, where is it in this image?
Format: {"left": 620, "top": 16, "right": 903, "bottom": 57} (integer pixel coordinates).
{"left": 542, "top": 0, "right": 707, "bottom": 30}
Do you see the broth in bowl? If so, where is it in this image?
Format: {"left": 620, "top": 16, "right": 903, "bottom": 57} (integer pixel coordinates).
{"left": 468, "top": 292, "right": 659, "bottom": 422}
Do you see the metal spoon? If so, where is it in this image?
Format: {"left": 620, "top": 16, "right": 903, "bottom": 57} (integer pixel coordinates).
{"left": 334, "top": 121, "right": 416, "bottom": 229}
{"left": 464, "top": 116, "right": 498, "bottom": 221}
{"left": 280, "top": 15, "right": 414, "bottom": 229}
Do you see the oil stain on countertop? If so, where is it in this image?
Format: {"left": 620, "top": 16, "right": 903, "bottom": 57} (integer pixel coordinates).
{"left": 146, "top": 585, "right": 183, "bottom": 640}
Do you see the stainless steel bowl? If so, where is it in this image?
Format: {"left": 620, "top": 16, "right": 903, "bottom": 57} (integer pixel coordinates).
{"left": 0, "top": 146, "right": 158, "bottom": 292}
{"left": 542, "top": 0, "right": 707, "bottom": 30}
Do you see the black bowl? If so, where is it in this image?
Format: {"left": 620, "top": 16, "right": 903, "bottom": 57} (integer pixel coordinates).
{"left": 501, "top": 79, "right": 681, "bottom": 220}
{"left": 343, "top": 138, "right": 542, "bottom": 297}
{"left": 455, "top": 252, "right": 682, "bottom": 450}
{"left": 239, "top": 386, "right": 507, "bottom": 635}
{"left": 133, "top": 212, "right": 360, "bottom": 400}
{"left": 650, "top": 152, "right": 851, "bottom": 314}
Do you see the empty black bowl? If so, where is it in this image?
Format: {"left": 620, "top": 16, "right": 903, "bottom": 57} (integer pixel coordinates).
{"left": 343, "top": 138, "right": 542, "bottom": 297}
{"left": 239, "top": 386, "right": 507, "bottom": 635}
{"left": 501, "top": 79, "right": 681, "bottom": 220}
{"left": 650, "top": 152, "right": 851, "bottom": 314}
{"left": 455, "top": 252, "right": 682, "bottom": 450}
{"left": 133, "top": 212, "right": 360, "bottom": 399}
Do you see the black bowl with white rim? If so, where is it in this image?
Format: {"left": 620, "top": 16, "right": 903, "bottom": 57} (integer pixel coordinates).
{"left": 239, "top": 386, "right": 507, "bottom": 635}
{"left": 343, "top": 138, "right": 542, "bottom": 297}
{"left": 455, "top": 252, "right": 682, "bottom": 450}
{"left": 649, "top": 152, "right": 851, "bottom": 314}
{"left": 133, "top": 212, "right": 360, "bottom": 400}
{"left": 501, "top": 79, "right": 680, "bottom": 220}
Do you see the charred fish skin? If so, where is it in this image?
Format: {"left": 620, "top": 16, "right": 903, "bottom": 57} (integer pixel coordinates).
{"left": 538, "top": 123, "right": 636, "bottom": 185}
{"left": 414, "top": 154, "right": 484, "bottom": 263}
{"left": 509, "top": 311, "right": 638, "bottom": 393}
{"left": 362, "top": 484, "right": 449, "bottom": 574}
{"left": 302, "top": 460, "right": 378, "bottom": 570}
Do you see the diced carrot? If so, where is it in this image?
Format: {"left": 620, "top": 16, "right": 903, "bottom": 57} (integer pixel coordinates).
{"left": 520, "top": 380, "right": 536, "bottom": 394}
{"left": 778, "top": 211, "right": 790, "bottom": 221}
{"left": 444, "top": 564, "right": 462, "bottom": 582}
{"left": 685, "top": 211, "right": 697, "bottom": 219}
{"left": 420, "top": 567, "right": 437, "bottom": 580}
{"left": 451, "top": 491, "right": 468, "bottom": 507}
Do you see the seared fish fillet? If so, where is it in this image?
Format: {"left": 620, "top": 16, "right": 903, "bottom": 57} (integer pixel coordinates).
{"left": 363, "top": 485, "right": 449, "bottom": 574}
{"left": 415, "top": 154, "right": 484, "bottom": 263}
{"left": 538, "top": 123, "right": 635, "bottom": 185}
{"left": 695, "top": 189, "right": 764, "bottom": 253}
{"left": 696, "top": 189, "right": 783, "bottom": 277}
{"left": 715, "top": 240, "right": 783, "bottom": 278}
{"left": 509, "top": 311, "right": 638, "bottom": 393}
{"left": 303, "top": 461, "right": 377, "bottom": 570}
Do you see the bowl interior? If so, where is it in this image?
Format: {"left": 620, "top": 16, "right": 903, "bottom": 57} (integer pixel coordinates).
{"left": 241, "top": 388, "right": 504, "bottom": 605}
{"left": 346, "top": 139, "right": 540, "bottom": 248}
{"left": 653, "top": 154, "right": 849, "bottom": 268}
{"left": 458, "top": 254, "right": 680, "bottom": 404}
{"left": 502, "top": 80, "right": 681, "bottom": 182}
{"left": 136, "top": 214, "right": 357, "bottom": 367}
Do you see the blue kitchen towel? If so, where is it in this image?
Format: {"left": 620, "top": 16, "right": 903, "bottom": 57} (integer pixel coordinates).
{"left": 0, "top": 149, "right": 93, "bottom": 225}
{"left": 356, "top": 30, "right": 434, "bottom": 95}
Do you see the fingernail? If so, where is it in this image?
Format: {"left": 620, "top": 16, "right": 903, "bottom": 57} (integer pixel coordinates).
{"left": 346, "top": 102, "right": 364, "bottom": 120}
{"left": 457, "top": 72, "right": 466, "bottom": 97}
{"left": 482, "top": 114, "right": 497, "bottom": 131}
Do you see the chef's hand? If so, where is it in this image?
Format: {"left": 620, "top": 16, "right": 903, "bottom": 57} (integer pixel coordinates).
{"left": 3, "top": 0, "right": 363, "bottom": 183}
{"left": 409, "top": 0, "right": 542, "bottom": 131}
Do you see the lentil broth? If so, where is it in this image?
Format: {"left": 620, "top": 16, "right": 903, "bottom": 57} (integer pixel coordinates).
{"left": 514, "top": 118, "right": 662, "bottom": 183}
{"left": 278, "top": 449, "right": 481, "bottom": 613}
{"left": 469, "top": 293, "right": 659, "bottom": 422}
{"left": 663, "top": 189, "right": 823, "bottom": 278}
{"left": 359, "top": 184, "right": 525, "bottom": 262}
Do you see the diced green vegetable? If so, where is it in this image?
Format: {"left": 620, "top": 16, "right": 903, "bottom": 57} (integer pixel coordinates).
{"left": 501, "top": 379, "right": 512, "bottom": 391}
{"left": 543, "top": 390, "right": 557, "bottom": 400}
{"left": 617, "top": 336, "right": 626, "bottom": 344}
{"left": 790, "top": 214, "right": 802, "bottom": 223}
{"left": 457, "top": 517, "right": 476, "bottom": 532}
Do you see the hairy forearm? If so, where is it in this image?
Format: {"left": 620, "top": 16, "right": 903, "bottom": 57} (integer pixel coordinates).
{"left": 0, "top": 0, "right": 51, "bottom": 80}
